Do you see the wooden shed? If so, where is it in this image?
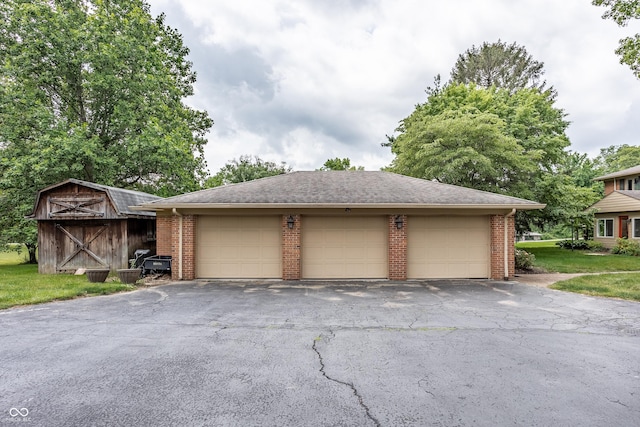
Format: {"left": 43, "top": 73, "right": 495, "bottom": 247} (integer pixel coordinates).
{"left": 29, "top": 179, "right": 162, "bottom": 274}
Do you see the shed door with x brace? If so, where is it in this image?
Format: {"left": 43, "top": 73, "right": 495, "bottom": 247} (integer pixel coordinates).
{"left": 55, "top": 222, "right": 114, "bottom": 272}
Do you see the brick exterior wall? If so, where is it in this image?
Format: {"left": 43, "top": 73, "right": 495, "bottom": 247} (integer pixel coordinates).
{"left": 282, "top": 214, "right": 301, "bottom": 280}
{"left": 155, "top": 213, "right": 197, "bottom": 280}
{"left": 388, "top": 215, "right": 407, "bottom": 280}
{"left": 490, "top": 214, "right": 515, "bottom": 280}
{"left": 604, "top": 180, "right": 614, "bottom": 195}
{"left": 156, "top": 215, "right": 172, "bottom": 257}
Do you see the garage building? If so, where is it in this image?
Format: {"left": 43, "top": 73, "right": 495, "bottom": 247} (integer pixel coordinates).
{"left": 134, "top": 171, "right": 544, "bottom": 281}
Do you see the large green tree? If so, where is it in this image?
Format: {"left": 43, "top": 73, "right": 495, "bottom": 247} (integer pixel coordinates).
{"left": 593, "top": 0, "right": 640, "bottom": 78}
{"left": 0, "top": 0, "right": 213, "bottom": 262}
{"left": 318, "top": 158, "right": 364, "bottom": 171}
{"left": 541, "top": 152, "right": 602, "bottom": 239}
{"left": 204, "top": 155, "right": 291, "bottom": 188}
{"left": 389, "top": 109, "right": 529, "bottom": 194}
{"left": 387, "top": 82, "right": 593, "bottom": 232}
{"left": 560, "top": 152, "right": 602, "bottom": 189}
{"left": 594, "top": 144, "right": 640, "bottom": 173}
{"left": 449, "top": 40, "right": 548, "bottom": 93}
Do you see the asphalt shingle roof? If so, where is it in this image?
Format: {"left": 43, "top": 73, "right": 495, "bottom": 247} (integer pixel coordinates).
{"left": 143, "top": 171, "right": 543, "bottom": 209}
{"left": 617, "top": 190, "right": 640, "bottom": 201}
{"left": 594, "top": 165, "right": 640, "bottom": 181}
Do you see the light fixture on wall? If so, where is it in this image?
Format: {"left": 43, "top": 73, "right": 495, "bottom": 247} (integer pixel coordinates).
{"left": 395, "top": 215, "right": 404, "bottom": 229}
{"left": 287, "top": 215, "right": 295, "bottom": 229}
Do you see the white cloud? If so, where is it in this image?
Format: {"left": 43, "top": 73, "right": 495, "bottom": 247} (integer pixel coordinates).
{"left": 149, "top": 0, "right": 640, "bottom": 173}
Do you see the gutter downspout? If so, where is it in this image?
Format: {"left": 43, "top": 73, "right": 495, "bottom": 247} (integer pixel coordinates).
{"left": 172, "top": 208, "right": 183, "bottom": 280}
{"left": 504, "top": 208, "right": 516, "bottom": 281}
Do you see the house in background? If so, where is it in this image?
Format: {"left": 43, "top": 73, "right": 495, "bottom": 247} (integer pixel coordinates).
{"left": 29, "top": 179, "right": 162, "bottom": 273}
{"left": 135, "top": 171, "right": 545, "bottom": 281}
{"left": 519, "top": 231, "right": 543, "bottom": 242}
{"left": 591, "top": 165, "right": 640, "bottom": 248}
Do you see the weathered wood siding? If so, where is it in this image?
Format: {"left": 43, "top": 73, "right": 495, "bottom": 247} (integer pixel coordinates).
{"left": 32, "top": 182, "right": 122, "bottom": 220}
{"left": 39, "top": 220, "right": 129, "bottom": 273}
{"left": 38, "top": 221, "right": 57, "bottom": 274}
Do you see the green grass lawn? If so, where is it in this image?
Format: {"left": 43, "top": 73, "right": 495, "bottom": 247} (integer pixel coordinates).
{"left": 515, "top": 240, "right": 561, "bottom": 249}
{"left": 0, "top": 246, "right": 30, "bottom": 266}
{"left": 517, "top": 240, "right": 640, "bottom": 302}
{"left": 516, "top": 241, "right": 640, "bottom": 273}
{"left": 0, "top": 262, "right": 134, "bottom": 310}
{"left": 551, "top": 273, "right": 640, "bottom": 301}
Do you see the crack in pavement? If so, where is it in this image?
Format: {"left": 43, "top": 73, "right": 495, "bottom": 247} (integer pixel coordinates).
{"left": 312, "top": 332, "right": 381, "bottom": 427}
{"left": 417, "top": 377, "right": 436, "bottom": 399}
{"left": 408, "top": 314, "right": 423, "bottom": 330}
{"left": 606, "top": 397, "right": 631, "bottom": 409}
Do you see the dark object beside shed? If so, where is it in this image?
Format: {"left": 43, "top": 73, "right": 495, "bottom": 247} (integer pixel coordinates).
{"left": 28, "top": 179, "right": 162, "bottom": 274}
{"left": 142, "top": 255, "right": 172, "bottom": 275}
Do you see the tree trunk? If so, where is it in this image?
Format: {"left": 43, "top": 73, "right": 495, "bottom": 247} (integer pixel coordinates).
{"left": 26, "top": 243, "right": 37, "bottom": 264}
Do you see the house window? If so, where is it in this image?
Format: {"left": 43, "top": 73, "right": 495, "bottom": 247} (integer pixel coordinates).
{"left": 634, "top": 218, "right": 640, "bottom": 239}
{"left": 597, "top": 218, "right": 614, "bottom": 238}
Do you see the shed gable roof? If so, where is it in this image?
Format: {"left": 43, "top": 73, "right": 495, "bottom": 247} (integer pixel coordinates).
{"left": 141, "top": 171, "right": 544, "bottom": 209}
{"left": 30, "top": 179, "right": 162, "bottom": 218}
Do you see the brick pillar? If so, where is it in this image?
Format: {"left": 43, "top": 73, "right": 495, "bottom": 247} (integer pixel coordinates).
{"left": 282, "top": 214, "right": 301, "bottom": 280}
{"left": 182, "top": 215, "right": 196, "bottom": 280}
{"left": 169, "top": 214, "right": 196, "bottom": 280}
{"left": 490, "top": 214, "right": 515, "bottom": 280}
{"left": 170, "top": 216, "right": 179, "bottom": 280}
{"left": 388, "top": 215, "right": 407, "bottom": 280}
{"left": 507, "top": 214, "right": 515, "bottom": 279}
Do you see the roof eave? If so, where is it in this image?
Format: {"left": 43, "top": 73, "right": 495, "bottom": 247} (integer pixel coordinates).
{"left": 594, "top": 166, "right": 640, "bottom": 181}
{"left": 132, "top": 202, "right": 546, "bottom": 211}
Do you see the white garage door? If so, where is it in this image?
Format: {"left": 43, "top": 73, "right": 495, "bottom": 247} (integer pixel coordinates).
{"left": 302, "top": 216, "right": 387, "bottom": 279}
{"left": 408, "top": 216, "right": 490, "bottom": 279}
{"left": 196, "top": 216, "right": 281, "bottom": 278}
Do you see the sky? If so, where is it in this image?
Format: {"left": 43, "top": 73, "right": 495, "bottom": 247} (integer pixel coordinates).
{"left": 148, "top": 0, "right": 640, "bottom": 174}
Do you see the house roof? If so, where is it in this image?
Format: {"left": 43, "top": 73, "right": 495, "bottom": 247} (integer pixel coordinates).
{"left": 138, "top": 171, "right": 545, "bottom": 210}
{"left": 30, "top": 179, "right": 162, "bottom": 218}
{"left": 618, "top": 190, "right": 640, "bottom": 201}
{"left": 594, "top": 165, "right": 640, "bottom": 181}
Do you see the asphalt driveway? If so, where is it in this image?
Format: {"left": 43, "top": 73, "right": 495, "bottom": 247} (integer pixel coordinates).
{"left": 1, "top": 280, "right": 638, "bottom": 426}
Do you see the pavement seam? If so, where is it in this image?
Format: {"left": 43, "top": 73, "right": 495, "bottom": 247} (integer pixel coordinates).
{"left": 312, "top": 332, "right": 381, "bottom": 427}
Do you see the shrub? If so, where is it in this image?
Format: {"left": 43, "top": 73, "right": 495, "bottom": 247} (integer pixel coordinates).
{"left": 611, "top": 238, "right": 640, "bottom": 256}
{"left": 515, "top": 249, "right": 536, "bottom": 270}
{"left": 588, "top": 241, "right": 605, "bottom": 252}
{"left": 555, "top": 240, "right": 603, "bottom": 251}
